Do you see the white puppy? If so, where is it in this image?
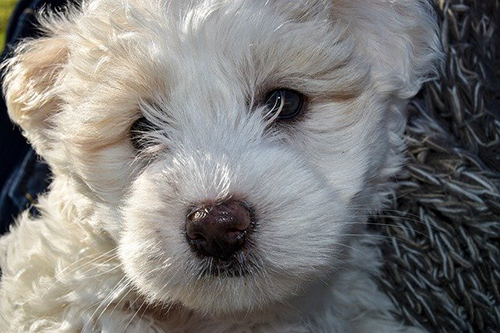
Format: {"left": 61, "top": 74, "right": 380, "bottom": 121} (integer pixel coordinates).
{"left": 0, "top": 0, "right": 442, "bottom": 331}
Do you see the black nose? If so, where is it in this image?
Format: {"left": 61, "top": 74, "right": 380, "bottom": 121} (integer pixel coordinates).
{"left": 186, "top": 200, "right": 252, "bottom": 259}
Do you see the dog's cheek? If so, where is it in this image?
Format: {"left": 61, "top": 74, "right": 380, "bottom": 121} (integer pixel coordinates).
{"left": 290, "top": 94, "right": 395, "bottom": 211}
{"left": 118, "top": 172, "right": 189, "bottom": 301}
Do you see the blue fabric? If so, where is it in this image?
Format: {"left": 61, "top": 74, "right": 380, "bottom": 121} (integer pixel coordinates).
{"left": 0, "top": 0, "right": 70, "bottom": 234}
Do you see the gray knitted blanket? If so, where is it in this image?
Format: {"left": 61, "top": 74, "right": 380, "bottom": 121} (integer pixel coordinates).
{"left": 373, "top": 0, "right": 500, "bottom": 331}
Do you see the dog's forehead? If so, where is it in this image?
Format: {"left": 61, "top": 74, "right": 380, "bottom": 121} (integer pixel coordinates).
{"left": 74, "top": 0, "right": 354, "bottom": 95}
{"left": 171, "top": 1, "right": 342, "bottom": 66}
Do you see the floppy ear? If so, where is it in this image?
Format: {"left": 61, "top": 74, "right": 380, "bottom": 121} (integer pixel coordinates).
{"left": 332, "top": 0, "right": 443, "bottom": 97}
{"left": 2, "top": 35, "right": 68, "bottom": 158}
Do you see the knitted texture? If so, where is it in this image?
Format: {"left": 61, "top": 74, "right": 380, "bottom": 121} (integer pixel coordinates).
{"left": 373, "top": 0, "right": 500, "bottom": 331}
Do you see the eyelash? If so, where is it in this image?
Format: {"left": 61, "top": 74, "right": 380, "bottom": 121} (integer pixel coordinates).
{"left": 263, "top": 89, "right": 305, "bottom": 121}
{"left": 130, "top": 89, "right": 306, "bottom": 150}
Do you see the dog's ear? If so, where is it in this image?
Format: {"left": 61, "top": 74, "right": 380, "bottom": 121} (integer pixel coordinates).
{"left": 332, "top": 0, "right": 443, "bottom": 97}
{"left": 2, "top": 35, "right": 68, "bottom": 158}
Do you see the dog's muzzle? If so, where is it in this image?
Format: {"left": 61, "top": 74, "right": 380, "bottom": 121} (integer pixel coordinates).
{"left": 185, "top": 200, "right": 253, "bottom": 260}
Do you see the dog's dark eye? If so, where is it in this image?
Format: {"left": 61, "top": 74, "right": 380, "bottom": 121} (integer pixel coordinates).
{"left": 130, "top": 117, "right": 155, "bottom": 150}
{"left": 264, "top": 89, "right": 304, "bottom": 120}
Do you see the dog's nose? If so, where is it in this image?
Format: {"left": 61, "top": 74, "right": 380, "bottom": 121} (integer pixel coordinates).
{"left": 186, "top": 200, "right": 252, "bottom": 259}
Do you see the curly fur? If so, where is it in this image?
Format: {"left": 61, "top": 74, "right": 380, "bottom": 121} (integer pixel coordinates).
{"left": 0, "top": 0, "right": 442, "bottom": 331}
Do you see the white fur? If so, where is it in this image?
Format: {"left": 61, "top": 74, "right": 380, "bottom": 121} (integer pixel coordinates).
{"left": 0, "top": 0, "right": 442, "bottom": 331}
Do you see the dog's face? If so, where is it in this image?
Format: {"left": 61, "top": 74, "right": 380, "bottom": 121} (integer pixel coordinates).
{"left": 3, "top": 0, "right": 441, "bottom": 315}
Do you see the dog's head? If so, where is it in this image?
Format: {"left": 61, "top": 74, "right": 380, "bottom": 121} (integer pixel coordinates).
{"left": 3, "top": 0, "right": 442, "bottom": 315}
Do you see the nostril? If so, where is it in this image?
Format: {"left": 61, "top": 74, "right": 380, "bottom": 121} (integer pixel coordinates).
{"left": 185, "top": 200, "right": 253, "bottom": 259}
{"left": 186, "top": 231, "right": 207, "bottom": 242}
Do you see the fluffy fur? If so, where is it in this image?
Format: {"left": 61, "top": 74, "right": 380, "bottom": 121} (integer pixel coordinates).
{"left": 0, "top": 0, "right": 442, "bottom": 331}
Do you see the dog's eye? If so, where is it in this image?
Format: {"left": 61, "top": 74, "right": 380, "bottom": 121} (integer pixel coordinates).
{"left": 130, "top": 117, "right": 155, "bottom": 150}
{"left": 264, "top": 89, "right": 304, "bottom": 120}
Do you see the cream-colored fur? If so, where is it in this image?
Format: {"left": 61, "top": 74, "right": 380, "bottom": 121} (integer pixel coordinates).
{"left": 0, "top": 0, "right": 442, "bottom": 331}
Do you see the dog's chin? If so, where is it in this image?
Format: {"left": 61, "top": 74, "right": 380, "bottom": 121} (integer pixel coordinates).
{"left": 196, "top": 252, "right": 252, "bottom": 278}
{"left": 120, "top": 257, "right": 276, "bottom": 315}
